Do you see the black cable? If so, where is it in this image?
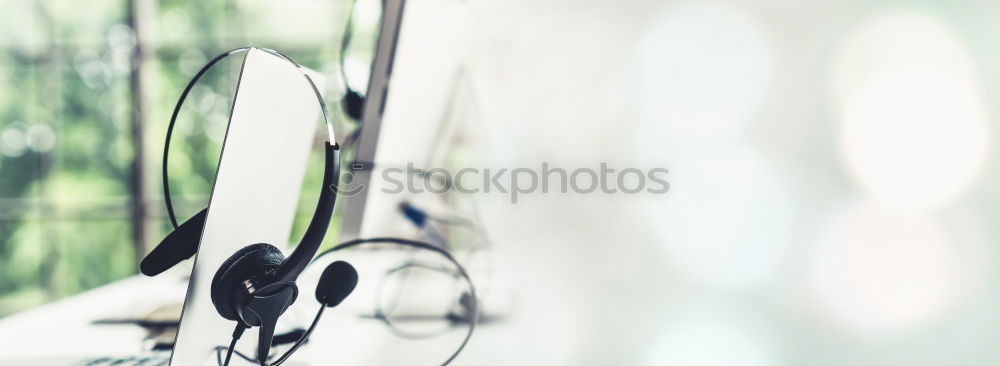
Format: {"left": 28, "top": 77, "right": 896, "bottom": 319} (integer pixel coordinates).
{"left": 373, "top": 261, "right": 464, "bottom": 340}
{"left": 371, "top": 203, "right": 493, "bottom": 340}
{"left": 214, "top": 237, "right": 478, "bottom": 365}
{"left": 220, "top": 324, "right": 248, "bottom": 366}
{"left": 312, "top": 237, "right": 478, "bottom": 365}
{"left": 214, "top": 343, "right": 276, "bottom": 365}
{"left": 216, "top": 346, "right": 259, "bottom": 366}
{"left": 270, "top": 306, "right": 326, "bottom": 366}
{"left": 220, "top": 338, "right": 237, "bottom": 366}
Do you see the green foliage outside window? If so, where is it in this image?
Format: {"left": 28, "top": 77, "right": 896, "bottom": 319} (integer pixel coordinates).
{"left": 0, "top": 0, "right": 376, "bottom": 317}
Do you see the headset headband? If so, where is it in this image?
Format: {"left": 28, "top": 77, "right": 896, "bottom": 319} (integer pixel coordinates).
{"left": 151, "top": 47, "right": 340, "bottom": 282}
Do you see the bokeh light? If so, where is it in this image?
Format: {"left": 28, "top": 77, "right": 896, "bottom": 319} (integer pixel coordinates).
{"left": 645, "top": 148, "right": 792, "bottom": 289}
{"left": 25, "top": 124, "right": 55, "bottom": 153}
{"left": 806, "top": 201, "right": 980, "bottom": 336}
{"left": 646, "top": 309, "right": 781, "bottom": 366}
{"left": 636, "top": 4, "right": 773, "bottom": 146}
{"left": 833, "top": 13, "right": 988, "bottom": 212}
{"left": 1, "top": 124, "right": 27, "bottom": 157}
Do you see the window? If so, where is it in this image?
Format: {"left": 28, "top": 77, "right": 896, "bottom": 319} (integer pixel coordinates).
{"left": 0, "top": 0, "right": 376, "bottom": 316}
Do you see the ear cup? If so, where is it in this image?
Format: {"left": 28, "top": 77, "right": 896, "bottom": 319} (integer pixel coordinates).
{"left": 211, "top": 243, "right": 286, "bottom": 321}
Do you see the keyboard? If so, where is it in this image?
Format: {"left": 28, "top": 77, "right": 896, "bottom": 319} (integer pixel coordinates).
{"left": 81, "top": 355, "right": 169, "bottom": 366}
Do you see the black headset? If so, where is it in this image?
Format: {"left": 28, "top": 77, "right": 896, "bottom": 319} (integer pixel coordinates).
{"left": 144, "top": 47, "right": 478, "bottom": 366}
{"left": 140, "top": 47, "right": 350, "bottom": 364}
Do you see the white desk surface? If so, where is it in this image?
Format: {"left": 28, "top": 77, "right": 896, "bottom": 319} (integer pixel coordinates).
{"left": 0, "top": 270, "right": 187, "bottom": 362}
{"left": 0, "top": 250, "right": 515, "bottom": 366}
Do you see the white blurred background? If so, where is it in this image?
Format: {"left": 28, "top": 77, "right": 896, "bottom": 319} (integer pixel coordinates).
{"left": 454, "top": 0, "right": 1000, "bottom": 364}
{"left": 2, "top": 0, "right": 1000, "bottom": 364}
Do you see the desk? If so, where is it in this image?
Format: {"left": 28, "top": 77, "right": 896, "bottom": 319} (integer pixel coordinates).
{"left": 0, "top": 251, "right": 511, "bottom": 365}
{"left": 0, "top": 271, "right": 187, "bottom": 362}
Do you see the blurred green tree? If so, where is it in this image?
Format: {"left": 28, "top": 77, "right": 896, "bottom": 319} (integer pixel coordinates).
{"left": 0, "top": 0, "right": 369, "bottom": 316}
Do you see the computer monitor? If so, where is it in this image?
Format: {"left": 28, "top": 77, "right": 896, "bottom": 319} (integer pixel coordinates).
{"left": 340, "top": 0, "right": 473, "bottom": 239}
{"left": 169, "top": 49, "right": 324, "bottom": 366}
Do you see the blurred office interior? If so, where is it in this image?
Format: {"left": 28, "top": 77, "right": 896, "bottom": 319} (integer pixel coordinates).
{"left": 2, "top": 0, "right": 1000, "bottom": 364}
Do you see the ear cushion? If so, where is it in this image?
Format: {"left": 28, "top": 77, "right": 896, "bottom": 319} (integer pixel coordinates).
{"left": 211, "top": 243, "right": 286, "bottom": 321}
